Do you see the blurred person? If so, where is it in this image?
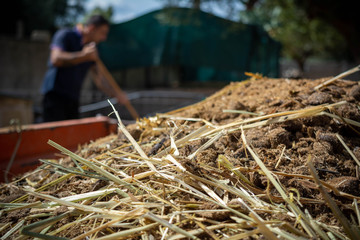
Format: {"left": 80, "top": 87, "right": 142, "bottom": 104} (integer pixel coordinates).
{"left": 41, "top": 15, "right": 128, "bottom": 122}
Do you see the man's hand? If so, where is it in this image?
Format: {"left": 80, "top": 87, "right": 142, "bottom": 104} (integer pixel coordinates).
{"left": 82, "top": 42, "right": 99, "bottom": 62}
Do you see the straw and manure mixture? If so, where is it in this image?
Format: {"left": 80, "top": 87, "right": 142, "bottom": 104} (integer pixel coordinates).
{"left": 1, "top": 75, "right": 360, "bottom": 239}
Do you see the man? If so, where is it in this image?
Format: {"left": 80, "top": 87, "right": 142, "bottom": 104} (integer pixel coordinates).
{"left": 41, "top": 15, "right": 129, "bottom": 122}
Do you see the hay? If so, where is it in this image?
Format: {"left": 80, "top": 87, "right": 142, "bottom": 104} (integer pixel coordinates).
{"left": 1, "top": 74, "right": 360, "bottom": 239}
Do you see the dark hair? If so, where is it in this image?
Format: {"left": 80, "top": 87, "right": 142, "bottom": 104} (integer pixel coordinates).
{"left": 85, "top": 15, "right": 109, "bottom": 27}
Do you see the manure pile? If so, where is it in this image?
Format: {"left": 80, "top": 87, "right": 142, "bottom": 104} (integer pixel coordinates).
{"left": 1, "top": 76, "right": 360, "bottom": 239}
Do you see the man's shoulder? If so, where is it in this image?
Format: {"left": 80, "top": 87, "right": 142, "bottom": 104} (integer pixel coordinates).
{"left": 51, "top": 27, "right": 83, "bottom": 51}
{"left": 54, "top": 28, "right": 79, "bottom": 39}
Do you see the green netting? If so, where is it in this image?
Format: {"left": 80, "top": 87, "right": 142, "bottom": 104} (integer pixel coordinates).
{"left": 98, "top": 7, "right": 281, "bottom": 82}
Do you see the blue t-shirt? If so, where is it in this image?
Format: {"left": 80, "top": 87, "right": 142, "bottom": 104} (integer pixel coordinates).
{"left": 41, "top": 28, "right": 94, "bottom": 101}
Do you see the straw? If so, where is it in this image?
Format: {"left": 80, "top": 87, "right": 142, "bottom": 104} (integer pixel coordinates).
{"left": 2, "top": 76, "right": 360, "bottom": 239}
{"left": 307, "top": 158, "right": 360, "bottom": 239}
{"left": 314, "top": 65, "right": 360, "bottom": 90}
{"left": 241, "top": 128, "right": 319, "bottom": 238}
{"left": 336, "top": 133, "right": 360, "bottom": 167}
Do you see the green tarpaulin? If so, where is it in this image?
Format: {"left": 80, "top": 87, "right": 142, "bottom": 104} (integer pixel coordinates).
{"left": 99, "top": 7, "right": 280, "bottom": 82}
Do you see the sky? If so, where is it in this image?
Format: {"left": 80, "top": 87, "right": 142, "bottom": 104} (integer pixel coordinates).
{"left": 85, "top": 0, "right": 241, "bottom": 23}
{"left": 85, "top": 0, "right": 163, "bottom": 23}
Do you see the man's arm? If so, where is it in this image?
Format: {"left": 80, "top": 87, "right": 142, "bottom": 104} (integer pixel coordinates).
{"left": 90, "top": 65, "right": 129, "bottom": 105}
{"left": 50, "top": 43, "right": 98, "bottom": 67}
{"left": 90, "top": 66, "right": 113, "bottom": 96}
{"left": 91, "top": 60, "right": 139, "bottom": 119}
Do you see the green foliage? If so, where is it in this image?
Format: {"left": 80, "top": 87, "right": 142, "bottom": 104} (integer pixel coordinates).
{"left": 161, "top": 0, "right": 248, "bottom": 19}
{"left": 82, "top": 6, "right": 114, "bottom": 24}
{"left": 239, "top": 0, "right": 347, "bottom": 70}
{"left": 1, "top": 0, "right": 85, "bottom": 37}
{"left": 160, "top": 0, "right": 349, "bottom": 70}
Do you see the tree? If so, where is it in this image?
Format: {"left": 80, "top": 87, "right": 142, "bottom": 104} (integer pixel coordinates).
{"left": 161, "top": 0, "right": 255, "bottom": 19}
{"left": 2, "top": 0, "right": 85, "bottom": 37}
{"left": 298, "top": 0, "right": 360, "bottom": 63}
{"left": 82, "top": 5, "right": 114, "bottom": 24}
{"left": 161, "top": 0, "right": 357, "bottom": 74}
{"left": 239, "top": 0, "right": 347, "bottom": 74}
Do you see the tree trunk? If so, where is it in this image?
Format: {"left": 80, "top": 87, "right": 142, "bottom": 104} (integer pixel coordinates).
{"left": 294, "top": 58, "right": 306, "bottom": 78}
{"left": 192, "top": 0, "right": 201, "bottom": 9}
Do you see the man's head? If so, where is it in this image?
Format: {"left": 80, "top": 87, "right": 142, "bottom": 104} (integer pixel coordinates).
{"left": 82, "top": 15, "right": 110, "bottom": 44}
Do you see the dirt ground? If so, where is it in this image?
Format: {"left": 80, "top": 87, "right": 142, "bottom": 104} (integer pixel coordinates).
{"left": 1, "top": 76, "right": 360, "bottom": 239}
